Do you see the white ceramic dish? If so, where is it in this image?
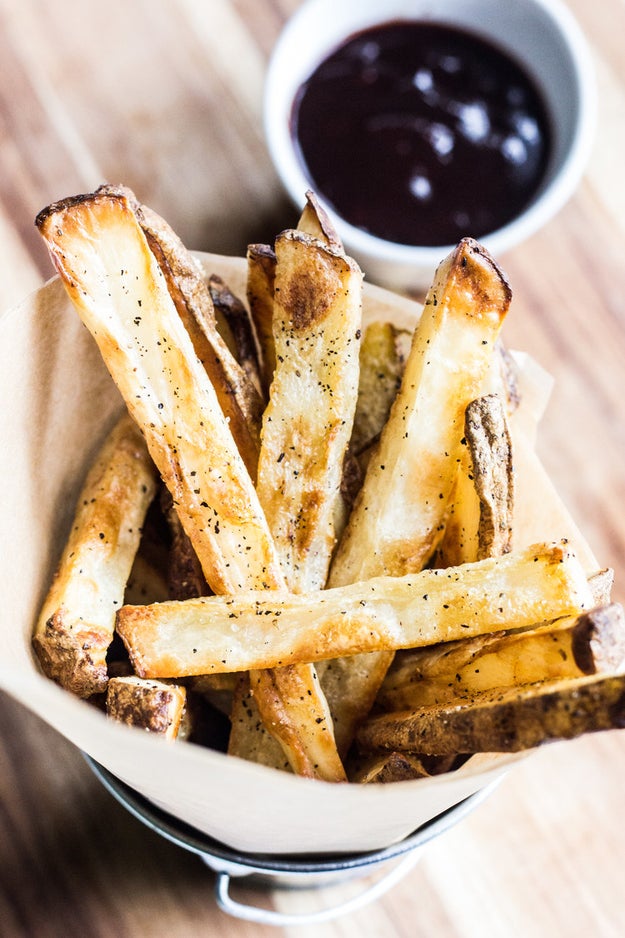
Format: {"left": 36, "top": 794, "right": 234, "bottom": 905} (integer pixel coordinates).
{"left": 264, "top": 0, "right": 596, "bottom": 292}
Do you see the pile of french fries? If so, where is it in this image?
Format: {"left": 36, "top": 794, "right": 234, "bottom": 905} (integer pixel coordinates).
{"left": 32, "top": 185, "right": 625, "bottom": 785}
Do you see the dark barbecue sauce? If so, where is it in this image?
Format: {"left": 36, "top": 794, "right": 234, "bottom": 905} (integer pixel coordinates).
{"left": 291, "top": 22, "right": 552, "bottom": 246}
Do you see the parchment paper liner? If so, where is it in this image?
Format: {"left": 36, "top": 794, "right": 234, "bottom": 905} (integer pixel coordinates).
{"left": 0, "top": 254, "right": 597, "bottom": 855}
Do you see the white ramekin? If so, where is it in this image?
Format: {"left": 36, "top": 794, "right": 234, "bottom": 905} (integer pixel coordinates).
{"left": 264, "top": 0, "right": 596, "bottom": 292}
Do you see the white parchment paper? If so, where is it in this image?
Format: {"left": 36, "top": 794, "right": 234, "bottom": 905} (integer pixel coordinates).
{"left": 0, "top": 254, "right": 597, "bottom": 855}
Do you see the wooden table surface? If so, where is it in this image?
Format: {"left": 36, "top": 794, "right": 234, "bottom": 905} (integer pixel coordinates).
{"left": 1, "top": 1, "right": 625, "bottom": 935}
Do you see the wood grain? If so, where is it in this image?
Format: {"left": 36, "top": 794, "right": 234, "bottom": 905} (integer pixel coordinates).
{"left": 1, "top": 0, "right": 624, "bottom": 934}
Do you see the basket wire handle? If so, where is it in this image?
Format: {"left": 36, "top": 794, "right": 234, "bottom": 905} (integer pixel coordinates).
{"left": 214, "top": 848, "right": 424, "bottom": 926}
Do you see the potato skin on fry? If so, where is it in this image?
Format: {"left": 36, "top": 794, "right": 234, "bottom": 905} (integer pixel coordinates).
{"left": 357, "top": 672, "right": 625, "bottom": 755}
{"left": 33, "top": 414, "right": 157, "bottom": 698}
{"left": 466, "top": 393, "right": 514, "bottom": 560}
{"left": 571, "top": 603, "right": 625, "bottom": 674}
{"left": 349, "top": 751, "right": 431, "bottom": 784}
{"left": 106, "top": 675, "right": 186, "bottom": 740}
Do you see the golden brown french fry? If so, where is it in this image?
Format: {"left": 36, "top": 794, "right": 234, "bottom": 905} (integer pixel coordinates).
{"left": 230, "top": 229, "right": 362, "bottom": 781}
{"left": 116, "top": 541, "right": 592, "bottom": 677}
{"left": 248, "top": 666, "right": 346, "bottom": 780}
{"left": 208, "top": 273, "right": 263, "bottom": 399}
{"left": 38, "top": 190, "right": 337, "bottom": 776}
{"left": 97, "top": 185, "right": 264, "bottom": 476}
{"left": 131, "top": 193, "right": 264, "bottom": 479}
{"left": 227, "top": 673, "right": 292, "bottom": 771}
{"left": 336, "top": 322, "right": 412, "bottom": 552}
{"left": 256, "top": 229, "right": 362, "bottom": 592}
{"left": 378, "top": 604, "right": 625, "bottom": 710}
{"left": 297, "top": 189, "right": 343, "bottom": 249}
{"left": 106, "top": 675, "right": 186, "bottom": 740}
{"left": 357, "top": 670, "right": 625, "bottom": 755}
{"left": 434, "top": 442, "right": 480, "bottom": 569}
{"left": 246, "top": 243, "right": 276, "bottom": 394}
{"left": 348, "top": 320, "right": 409, "bottom": 462}
{"left": 36, "top": 188, "right": 284, "bottom": 596}
{"left": 318, "top": 239, "right": 512, "bottom": 754}
{"left": 330, "top": 239, "right": 512, "bottom": 584}
{"left": 33, "top": 414, "right": 157, "bottom": 697}
{"left": 366, "top": 392, "right": 514, "bottom": 774}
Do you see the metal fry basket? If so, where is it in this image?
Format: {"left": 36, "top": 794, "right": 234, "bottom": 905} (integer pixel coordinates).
{"left": 86, "top": 756, "right": 500, "bottom": 927}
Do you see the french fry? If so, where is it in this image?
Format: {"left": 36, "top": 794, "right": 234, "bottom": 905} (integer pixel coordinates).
{"left": 340, "top": 319, "right": 412, "bottom": 521}
{"left": 36, "top": 188, "right": 284, "bottom": 596}
{"left": 208, "top": 273, "right": 264, "bottom": 399}
{"left": 465, "top": 394, "right": 514, "bottom": 559}
{"left": 229, "top": 229, "right": 362, "bottom": 781}
{"left": 378, "top": 604, "right": 625, "bottom": 710}
{"left": 297, "top": 189, "right": 343, "bottom": 249}
{"left": 248, "top": 666, "right": 346, "bottom": 780}
{"left": 106, "top": 675, "right": 186, "bottom": 740}
{"left": 246, "top": 243, "right": 276, "bottom": 394}
{"left": 116, "top": 541, "right": 593, "bottom": 677}
{"left": 256, "top": 229, "right": 362, "bottom": 593}
{"left": 130, "top": 192, "right": 264, "bottom": 479}
{"left": 245, "top": 190, "right": 340, "bottom": 398}
{"left": 350, "top": 752, "right": 431, "bottom": 783}
{"left": 435, "top": 440, "right": 480, "bottom": 569}
{"left": 227, "top": 673, "right": 292, "bottom": 770}
{"left": 357, "top": 670, "right": 625, "bottom": 755}
{"left": 329, "top": 239, "right": 512, "bottom": 584}
{"left": 33, "top": 414, "right": 157, "bottom": 697}
{"left": 349, "top": 751, "right": 459, "bottom": 783}
{"left": 36, "top": 190, "right": 307, "bottom": 772}
{"left": 318, "top": 239, "right": 512, "bottom": 754}
{"left": 348, "top": 320, "right": 410, "bottom": 463}
{"left": 362, "top": 392, "right": 513, "bottom": 777}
